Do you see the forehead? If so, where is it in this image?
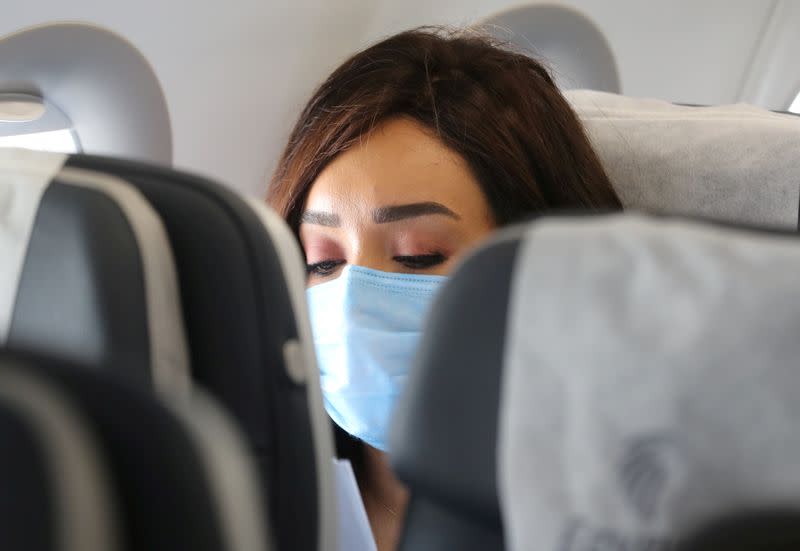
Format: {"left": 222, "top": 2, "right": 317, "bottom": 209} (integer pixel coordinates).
{"left": 304, "top": 117, "right": 489, "bottom": 219}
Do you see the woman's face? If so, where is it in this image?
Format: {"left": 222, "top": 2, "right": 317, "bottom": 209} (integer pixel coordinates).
{"left": 300, "top": 117, "right": 495, "bottom": 285}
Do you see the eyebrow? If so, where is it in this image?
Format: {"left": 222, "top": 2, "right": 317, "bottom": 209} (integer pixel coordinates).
{"left": 373, "top": 202, "right": 460, "bottom": 224}
{"left": 300, "top": 211, "right": 341, "bottom": 227}
{"left": 300, "top": 201, "right": 460, "bottom": 227}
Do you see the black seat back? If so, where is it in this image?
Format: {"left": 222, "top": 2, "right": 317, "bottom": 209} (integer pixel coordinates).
{"left": 677, "top": 510, "right": 800, "bottom": 551}
{"left": 0, "top": 358, "right": 117, "bottom": 551}
{"left": 390, "top": 228, "right": 526, "bottom": 551}
{"left": 0, "top": 349, "right": 268, "bottom": 551}
{"left": 65, "top": 154, "right": 335, "bottom": 551}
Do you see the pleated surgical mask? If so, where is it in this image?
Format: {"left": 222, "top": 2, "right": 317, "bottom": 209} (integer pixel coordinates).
{"left": 306, "top": 265, "right": 446, "bottom": 451}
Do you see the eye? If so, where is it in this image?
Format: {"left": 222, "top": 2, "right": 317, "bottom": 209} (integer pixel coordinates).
{"left": 393, "top": 253, "right": 447, "bottom": 270}
{"left": 306, "top": 259, "right": 345, "bottom": 277}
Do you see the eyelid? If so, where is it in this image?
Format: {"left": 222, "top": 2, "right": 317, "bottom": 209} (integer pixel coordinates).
{"left": 393, "top": 253, "right": 441, "bottom": 260}
{"left": 393, "top": 253, "right": 447, "bottom": 269}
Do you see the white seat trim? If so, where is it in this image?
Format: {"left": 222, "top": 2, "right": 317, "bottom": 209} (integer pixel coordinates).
{"left": 244, "top": 198, "right": 339, "bottom": 551}
{"left": 0, "top": 148, "right": 67, "bottom": 343}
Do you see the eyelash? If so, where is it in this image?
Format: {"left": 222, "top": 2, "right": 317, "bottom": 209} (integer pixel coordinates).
{"left": 393, "top": 253, "right": 446, "bottom": 270}
{"left": 306, "top": 259, "right": 345, "bottom": 276}
{"left": 305, "top": 253, "right": 447, "bottom": 276}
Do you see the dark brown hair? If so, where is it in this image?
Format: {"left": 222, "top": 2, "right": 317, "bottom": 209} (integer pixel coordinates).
{"left": 267, "top": 27, "right": 621, "bottom": 233}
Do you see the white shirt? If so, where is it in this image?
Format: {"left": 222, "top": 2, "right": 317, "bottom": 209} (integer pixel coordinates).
{"left": 333, "top": 459, "right": 378, "bottom": 551}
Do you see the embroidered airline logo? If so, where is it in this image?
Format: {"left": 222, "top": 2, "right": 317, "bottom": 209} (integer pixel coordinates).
{"left": 618, "top": 434, "right": 686, "bottom": 524}
{"left": 556, "top": 434, "right": 686, "bottom": 551}
{"left": 558, "top": 518, "right": 673, "bottom": 551}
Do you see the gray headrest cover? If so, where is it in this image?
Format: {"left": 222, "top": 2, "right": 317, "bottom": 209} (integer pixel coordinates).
{"left": 567, "top": 91, "right": 800, "bottom": 230}
{"left": 499, "top": 214, "right": 800, "bottom": 551}
{"left": 0, "top": 148, "right": 67, "bottom": 342}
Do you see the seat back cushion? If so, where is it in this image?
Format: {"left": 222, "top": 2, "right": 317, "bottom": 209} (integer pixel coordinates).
{"left": 499, "top": 214, "right": 800, "bottom": 551}
{"left": 568, "top": 91, "right": 800, "bottom": 230}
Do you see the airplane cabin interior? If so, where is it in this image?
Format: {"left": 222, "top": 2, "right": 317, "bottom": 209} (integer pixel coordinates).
{"left": 1, "top": 2, "right": 799, "bottom": 550}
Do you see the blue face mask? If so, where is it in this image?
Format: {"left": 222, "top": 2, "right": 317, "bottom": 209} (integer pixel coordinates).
{"left": 306, "top": 265, "right": 446, "bottom": 451}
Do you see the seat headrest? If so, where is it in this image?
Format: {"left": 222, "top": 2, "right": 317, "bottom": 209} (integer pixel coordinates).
{"left": 0, "top": 148, "right": 189, "bottom": 394}
{"left": 567, "top": 90, "right": 800, "bottom": 230}
{"left": 499, "top": 214, "right": 800, "bottom": 551}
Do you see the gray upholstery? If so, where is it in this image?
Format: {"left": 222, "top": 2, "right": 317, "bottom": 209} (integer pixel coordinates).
{"left": 567, "top": 91, "right": 800, "bottom": 230}
{"left": 499, "top": 214, "right": 800, "bottom": 551}
{"left": 479, "top": 4, "right": 620, "bottom": 93}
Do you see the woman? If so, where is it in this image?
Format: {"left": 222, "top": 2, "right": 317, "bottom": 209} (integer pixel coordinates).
{"left": 267, "top": 27, "right": 622, "bottom": 551}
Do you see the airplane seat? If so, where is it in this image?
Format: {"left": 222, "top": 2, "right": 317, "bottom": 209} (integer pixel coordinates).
{"left": 566, "top": 90, "right": 800, "bottom": 230}
{"left": 0, "top": 147, "right": 334, "bottom": 550}
{"left": 63, "top": 154, "right": 335, "bottom": 551}
{"left": 391, "top": 212, "right": 800, "bottom": 551}
{"left": 498, "top": 213, "right": 800, "bottom": 551}
{"left": 389, "top": 94, "right": 800, "bottom": 550}
{"left": 397, "top": 212, "right": 800, "bottom": 551}
{"left": 0, "top": 147, "right": 189, "bottom": 393}
{"left": 0, "top": 355, "right": 117, "bottom": 551}
{"left": 0, "top": 349, "right": 268, "bottom": 551}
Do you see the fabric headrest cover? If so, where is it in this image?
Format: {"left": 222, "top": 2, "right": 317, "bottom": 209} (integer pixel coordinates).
{"left": 567, "top": 90, "right": 800, "bottom": 230}
{"left": 499, "top": 214, "right": 800, "bottom": 551}
{"left": 0, "top": 148, "right": 65, "bottom": 342}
